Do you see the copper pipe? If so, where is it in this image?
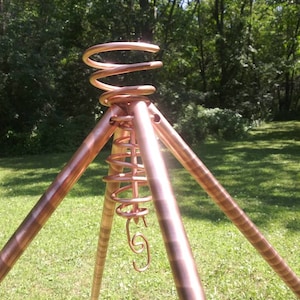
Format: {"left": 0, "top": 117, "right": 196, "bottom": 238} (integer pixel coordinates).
{"left": 91, "top": 128, "right": 127, "bottom": 300}
{"left": 132, "top": 101, "right": 206, "bottom": 300}
{"left": 150, "top": 103, "right": 300, "bottom": 298}
{"left": 0, "top": 105, "right": 125, "bottom": 283}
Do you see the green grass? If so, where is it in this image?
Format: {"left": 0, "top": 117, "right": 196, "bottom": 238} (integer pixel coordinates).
{"left": 0, "top": 121, "right": 299, "bottom": 299}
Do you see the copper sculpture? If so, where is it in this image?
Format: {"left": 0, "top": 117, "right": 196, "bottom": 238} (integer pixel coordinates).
{"left": 0, "top": 42, "right": 299, "bottom": 299}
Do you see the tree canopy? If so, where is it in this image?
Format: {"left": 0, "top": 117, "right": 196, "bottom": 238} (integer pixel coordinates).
{"left": 0, "top": 0, "right": 299, "bottom": 154}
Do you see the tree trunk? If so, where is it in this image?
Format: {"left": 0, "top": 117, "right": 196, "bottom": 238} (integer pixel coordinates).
{"left": 139, "top": 0, "right": 154, "bottom": 42}
{"left": 214, "top": 0, "right": 226, "bottom": 108}
{"left": 196, "top": 2, "right": 207, "bottom": 95}
{"left": 158, "top": 0, "right": 177, "bottom": 60}
{"left": 0, "top": 0, "right": 5, "bottom": 36}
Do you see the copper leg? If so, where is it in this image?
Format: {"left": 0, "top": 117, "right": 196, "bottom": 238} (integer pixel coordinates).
{"left": 90, "top": 128, "right": 127, "bottom": 300}
{"left": 0, "top": 105, "right": 124, "bottom": 283}
{"left": 150, "top": 103, "right": 300, "bottom": 298}
{"left": 132, "top": 101, "right": 206, "bottom": 300}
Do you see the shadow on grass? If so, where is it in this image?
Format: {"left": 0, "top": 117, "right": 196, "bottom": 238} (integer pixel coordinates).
{"left": 164, "top": 121, "right": 300, "bottom": 229}
{"left": 0, "top": 151, "right": 109, "bottom": 199}
{"left": 0, "top": 122, "right": 299, "bottom": 230}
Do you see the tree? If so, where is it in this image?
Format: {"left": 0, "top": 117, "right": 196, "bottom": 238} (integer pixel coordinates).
{"left": 249, "top": 0, "right": 300, "bottom": 119}
{"left": 0, "top": 1, "right": 56, "bottom": 150}
{"left": 0, "top": 0, "right": 299, "bottom": 155}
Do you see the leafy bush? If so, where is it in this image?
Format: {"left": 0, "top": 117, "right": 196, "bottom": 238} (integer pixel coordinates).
{"left": 37, "top": 114, "right": 96, "bottom": 153}
{"left": 0, "top": 114, "right": 97, "bottom": 156}
{"left": 0, "top": 130, "right": 29, "bottom": 156}
{"left": 174, "top": 104, "right": 250, "bottom": 144}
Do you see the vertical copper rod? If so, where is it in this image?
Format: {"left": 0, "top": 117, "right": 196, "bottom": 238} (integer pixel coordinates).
{"left": 150, "top": 103, "right": 300, "bottom": 298}
{"left": 0, "top": 105, "right": 124, "bottom": 283}
{"left": 91, "top": 128, "right": 127, "bottom": 300}
{"left": 132, "top": 101, "right": 206, "bottom": 300}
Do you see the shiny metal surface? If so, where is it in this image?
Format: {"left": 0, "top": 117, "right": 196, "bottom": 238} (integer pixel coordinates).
{"left": 150, "top": 103, "right": 300, "bottom": 298}
{"left": 1, "top": 41, "right": 298, "bottom": 299}
{"left": 0, "top": 105, "right": 124, "bottom": 283}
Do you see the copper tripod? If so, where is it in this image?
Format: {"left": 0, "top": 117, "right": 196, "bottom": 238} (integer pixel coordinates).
{"left": 0, "top": 42, "right": 299, "bottom": 299}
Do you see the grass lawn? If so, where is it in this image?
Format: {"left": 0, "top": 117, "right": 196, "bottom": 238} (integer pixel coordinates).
{"left": 0, "top": 121, "right": 299, "bottom": 299}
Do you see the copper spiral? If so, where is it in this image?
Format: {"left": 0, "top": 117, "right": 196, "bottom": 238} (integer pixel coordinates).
{"left": 105, "top": 117, "right": 152, "bottom": 271}
{"left": 82, "top": 42, "right": 162, "bottom": 107}
{"left": 83, "top": 42, "right": 162, "bottom": 271}
{"left": 105, "top": 121, "right": 150, "bottom": 220}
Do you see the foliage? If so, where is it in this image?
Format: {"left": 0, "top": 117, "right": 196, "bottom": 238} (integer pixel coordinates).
{"left": 174, "top": 104, "right": 249, "bottom": 144}
{"left": 0, "top": 0, "right": 299, "bottom": 155}
{"left": 0, "top": 113, "right": 96, "bottom": 156}
{"left": 0, "top": 121, "right": 299, "bottom": 299}
{"left": 37, "top": 113, "right": 96, "bottom": 153}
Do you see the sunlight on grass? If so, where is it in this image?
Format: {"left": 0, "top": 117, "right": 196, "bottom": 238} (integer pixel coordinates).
{"left": 0, "top": 121, "right": 299, "bottom": 299}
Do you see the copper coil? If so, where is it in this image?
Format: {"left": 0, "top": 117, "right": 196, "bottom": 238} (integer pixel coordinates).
{"left": 82, "top": 42, "right": 162, "bottom": 106}
{"left": 103, "top": 133, "right": 152, "bottom": 219}
{"left": 83, "top": 42, "right": 159, "bottom": 272}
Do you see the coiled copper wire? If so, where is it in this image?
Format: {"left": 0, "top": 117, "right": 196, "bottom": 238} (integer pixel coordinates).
{"left": 82, "top": 42, "right": 162, "bottom": 107}
{"left": 104, "top": 117, "right": 152, "bottom": 271}
{"left": 104, "top": 118, "right": 151, "bottom": 220}
{"left": 83, "top": 42, "right": 162, "bottom": 271}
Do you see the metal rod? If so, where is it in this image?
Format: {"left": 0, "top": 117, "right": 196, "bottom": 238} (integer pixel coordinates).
{"left": 150, "top": 103, "right": 300, "bottom": 298}
{"left": 0, "top": 105, "right": 124, "bottom": 283}
{"left": 90, "top": 128, "right": 127, "bottom": 300}
{"left": 132, "top": 101, "right": 206, "bottom": 300}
